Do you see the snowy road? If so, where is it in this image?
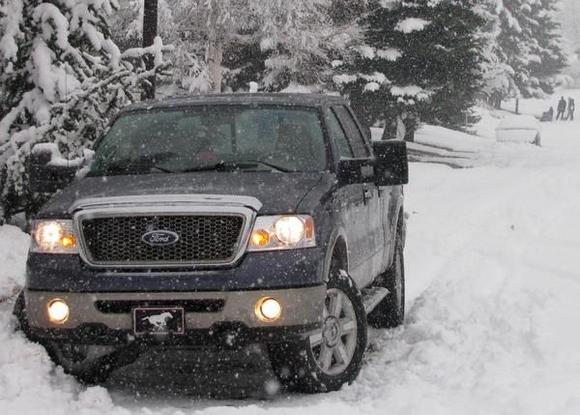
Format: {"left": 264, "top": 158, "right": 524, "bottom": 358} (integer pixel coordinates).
{"left": 1, "top": 106, "right": 580, "bottom": 414}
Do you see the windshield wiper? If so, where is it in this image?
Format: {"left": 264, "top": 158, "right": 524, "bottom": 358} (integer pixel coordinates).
{"left": 243, "top": 159, "right": 293, "bottom": 173}
{"left": 181, "top": 160, "right": 292, "bottom": 173}
{"left": 150, "top": 165, "right": 175, "bottom": 173}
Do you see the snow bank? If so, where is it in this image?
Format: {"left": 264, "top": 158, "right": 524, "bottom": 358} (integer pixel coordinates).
{"left": 415, "top": 124, "right": 494, "bottom": 152}
{"left": 280, "top": 83, "right": 317, "bottom": 94}
{"left": 0, "top": 226, "right": 29, "bottom": 301}
{"left": 391, "top": 158, "right": 580, "bottom": 415}
{"left": 371, "top": 124, "right": 494, "bottom": 154}
{"left": 496, "top": 114, "right": 540, "bottom": 130}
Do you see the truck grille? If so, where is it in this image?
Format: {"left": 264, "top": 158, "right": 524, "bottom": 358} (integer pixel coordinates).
{"left": 80, "top": 215, "right": 245, "bottom": 266}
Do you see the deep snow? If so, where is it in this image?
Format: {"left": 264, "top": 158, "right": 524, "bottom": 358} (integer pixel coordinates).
{"left": 1, "top": 93, "right": 580, "bottom": 414}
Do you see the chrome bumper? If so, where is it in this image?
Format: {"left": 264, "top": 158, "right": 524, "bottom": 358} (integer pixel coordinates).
{"left": 25, "top": 286, "right": 325, "bottom": 331}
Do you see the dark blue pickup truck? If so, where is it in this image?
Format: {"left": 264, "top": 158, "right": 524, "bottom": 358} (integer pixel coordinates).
{"left": 15, "top": 93, "right": 408, "bottom": 392}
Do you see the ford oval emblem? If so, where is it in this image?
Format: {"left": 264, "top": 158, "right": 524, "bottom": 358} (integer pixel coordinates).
{"left": 142, "top": 230, "right": 180, "bottom": 246}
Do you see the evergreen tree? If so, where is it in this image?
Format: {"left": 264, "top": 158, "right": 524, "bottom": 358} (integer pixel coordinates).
{"left": 226, "top": 0, "right": 334, "bottom": 92}
{"left": 0, "top": 0, "right": 170, "bottom": 221}
{"left": 114, "top": 0, "right": 345, "bottom": 94}
{"left": 525, "top": 0, "right": 567, "bottom": 94}
{"left": 482, "top": 0, "right": 567, "bottom": 106}
{"left": 336, "top": 0, "right": 485, "bottom": 132}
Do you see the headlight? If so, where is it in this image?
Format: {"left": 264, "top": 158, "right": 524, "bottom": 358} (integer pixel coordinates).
{"left": 31, "top": 220, "right": 78, "bottom": 254}
{"left": 247, "top": 215, "right": 315, "bottom": 252}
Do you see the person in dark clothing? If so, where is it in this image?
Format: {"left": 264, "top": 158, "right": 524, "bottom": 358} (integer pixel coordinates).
{"left": 556, "top": 96, "right": 567, "bottom": 120}
{"left": 566, "top": 98, "right": 575, "bottom": 121}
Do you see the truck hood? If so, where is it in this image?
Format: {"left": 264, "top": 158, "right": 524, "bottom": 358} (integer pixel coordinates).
{"left": 38, "top": 172, "right": 325, "bottom": 217}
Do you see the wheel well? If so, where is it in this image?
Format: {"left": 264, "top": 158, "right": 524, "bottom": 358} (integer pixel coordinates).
{"left": 330, "top": 237, "right": 348, "bottom": 274}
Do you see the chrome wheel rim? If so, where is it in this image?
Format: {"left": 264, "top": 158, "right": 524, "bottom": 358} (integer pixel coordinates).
{"left": 309, "top": 288, "right": 358, "bottom": 376}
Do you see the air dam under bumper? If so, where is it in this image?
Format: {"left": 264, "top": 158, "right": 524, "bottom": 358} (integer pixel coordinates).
{"left": 25, "top": 286, "right": 325, "bottom": 345}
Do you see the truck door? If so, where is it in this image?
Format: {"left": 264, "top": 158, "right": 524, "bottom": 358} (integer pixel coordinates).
{"left": 325, "top": 108, "right": 367, "bottom": 287}
{"left": 346, "top": 106, "right": 394, "bottom": 275}
{"left": 332, "top": 106, "right": 385, "bottom": 288}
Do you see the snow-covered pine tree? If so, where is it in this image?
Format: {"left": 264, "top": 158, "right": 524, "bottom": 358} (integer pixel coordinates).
{"left": 0, "top": 0, "right": 170, "bottom": 221}
{"left": 225, "top": 0, "right": 337, "bottom": 92}
{"left": 114, "top": 1, "right": 350, "bottom": 94}
{"left": 119, "top": 0, "right": 257, "bottom": 94}
{"left": 407, "top": 0, "right": 485, "bottom": 128}
{"left": 524, "top": 0, "right": 567, "bottom": 94}
{"left": 482, "top": 0, "right": 567, "bottom": 106}
{"left": 477, "top": 0, "right": 518, "bottom": 109}
{"left": 335, "top": 0, "right": 485, "bottom": 133}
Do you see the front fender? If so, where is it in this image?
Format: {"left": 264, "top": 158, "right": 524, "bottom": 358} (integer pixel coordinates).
{"left": 322, "top": 227, "right": 349, "bottom": 283}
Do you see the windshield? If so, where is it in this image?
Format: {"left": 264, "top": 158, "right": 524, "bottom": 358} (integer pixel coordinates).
{"left": 88, "top": 106, "right": 327, "bottom": 176}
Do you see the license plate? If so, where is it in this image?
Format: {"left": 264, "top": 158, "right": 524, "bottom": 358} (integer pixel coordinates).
{"left": 133, "top": 307, "right": 185, "bottom": 335}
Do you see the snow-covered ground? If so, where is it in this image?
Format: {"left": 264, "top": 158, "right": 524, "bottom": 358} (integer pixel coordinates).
{"left": 1, "top": 93, "right": 580, "bottom": 414}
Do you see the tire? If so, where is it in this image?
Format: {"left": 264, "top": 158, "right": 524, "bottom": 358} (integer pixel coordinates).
{"left": 269, "top": 272, "right": 367, "bottom": 393}
{"left": 44, "top": 342, "right": 131, "bottom": 385}
{"left": 367, "top": 234, "right": 405, "bottom": 329}
{"left": 12, "top": 290, "right": 31, "bottom": 337}
{"left": 46, "top": 343, "right": 108, "bottom": 384}
{"left": 13, "top": 291, "right": 135, "bottom": 385}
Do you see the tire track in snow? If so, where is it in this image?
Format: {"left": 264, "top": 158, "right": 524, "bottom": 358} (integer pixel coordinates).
{"left": 332, "top": 162, "right": 580, "bottom": 414}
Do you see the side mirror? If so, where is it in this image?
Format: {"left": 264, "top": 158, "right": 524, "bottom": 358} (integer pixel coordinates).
{"left": 27, "top": 145, "right": 80, "bottom": 194}
{"left": 373, "top": 140, "right": 409, "bottom": 186}
{"left": 337, "top": 158, "right": 375, "bottom": 186}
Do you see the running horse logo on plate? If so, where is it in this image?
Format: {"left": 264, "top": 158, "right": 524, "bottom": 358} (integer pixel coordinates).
{"left": 141, "top": 312, "right": 174, "bottom": 331}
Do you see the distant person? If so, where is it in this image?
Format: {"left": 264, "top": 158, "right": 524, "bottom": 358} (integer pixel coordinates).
{"left": 556, "top": 96, "right": 567, "bottom": 120}
{"left": 566, "top": 97, "right": 575, "bottom": 121}
{"left": 540, "top": 106, "right": 554, "bottom": 122}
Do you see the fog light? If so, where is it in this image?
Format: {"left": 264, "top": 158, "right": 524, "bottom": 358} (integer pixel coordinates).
{"left": 47, "top": 299, "right": 69, "bottom": 324}
{"left": 255, "top": 297, "right": 282, "bottom": 322}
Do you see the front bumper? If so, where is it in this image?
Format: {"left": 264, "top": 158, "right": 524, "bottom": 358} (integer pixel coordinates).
{"left": 25, "top": 286, "right": 325, "bottom": 346}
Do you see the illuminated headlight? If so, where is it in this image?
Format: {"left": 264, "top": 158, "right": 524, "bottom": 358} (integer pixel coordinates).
{"left": 31, "top": 220, "right": 78, "bottom": 254}
{"left": 247, "top": 215, "right": 315, "bottom": 251}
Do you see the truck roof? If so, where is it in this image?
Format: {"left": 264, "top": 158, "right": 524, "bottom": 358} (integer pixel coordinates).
{"left": 121, "top": 93, "right": 349, "bottom": 113}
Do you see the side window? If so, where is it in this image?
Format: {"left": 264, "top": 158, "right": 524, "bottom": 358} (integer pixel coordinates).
{"left": 326, "top": 109, "right": 354, "bottom": 159}
{"left": 333, "top": 106, "right": 370, "bottom": 158}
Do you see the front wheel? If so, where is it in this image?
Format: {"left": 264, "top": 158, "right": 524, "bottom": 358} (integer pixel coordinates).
{"left": 46, "top": 343, "right": 118, "bottom": 384}
{"left": 46, "top": 341, "right": 141, "bottom": 385}
{"left": 269, "top": 273, "right": 367, "bottom": 393}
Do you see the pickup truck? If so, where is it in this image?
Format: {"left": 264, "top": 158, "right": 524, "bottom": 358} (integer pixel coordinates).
{"left": 14, "top": 93, "right": 408, "bottom": 393}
